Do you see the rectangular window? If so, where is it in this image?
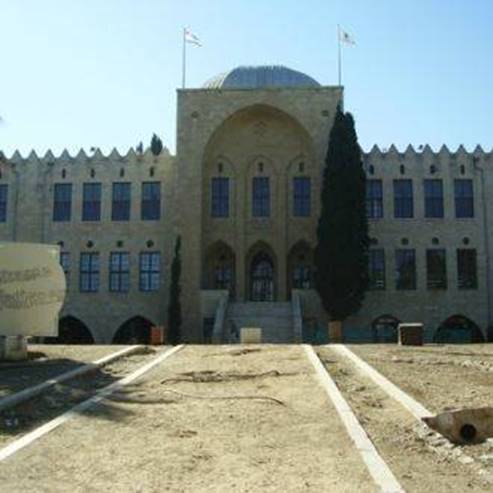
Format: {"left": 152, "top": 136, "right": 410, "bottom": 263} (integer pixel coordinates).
{"left": 109, "top": 252, "right": 130, "bottom": 292}
{"left": 424, "top": 179, "right": 444, "bottom": 218}
{"left": 366, "top": 179, "right": 383, "bottom": 219}
{"left": 139, "top": 252, "right": 160, "bottom": 291}
{"left": 0, "top": 184, "right": 7, "bottom": 222}
{"left": 395, "top": 249, "right": 416, "bottom": 290}
{"left": 457, "top": 249, "right": 477, "bottom": 289}
{"left": 79, "top": 252, "right": 99, "bottom": 292}
{"left": 60, "top": 252, "right": 70, "bottom": 286}
{"left": 369, "top": 249, "right": 385, "bottom": 290}
{"left": 393, "top": 179, "right": 413, "bottom": 218}
{"left": 252, "top": 177, "right": 270, "bottom": 217}
{"left": 293, "top": 177, "right": 311, "bottom": 217}
{"left": 112, "top": 182, "right": 131, "bottom": 221}
{"left": 82, "top": 183, "right": 102, "bottom": 221}
{"left": 426, "top": 249, "right": 447, "bottom": 289}
{"left": 53, "top": 183, "right": 72, "bottom": 222}
{"left": 211, "top": 177, "right": 229, "bottom": 218}
{"left": 141, "top": 182, "right": 161, "bottom": 220}
{"left": 455, "top": 179, "right": 474, "bottom": 218}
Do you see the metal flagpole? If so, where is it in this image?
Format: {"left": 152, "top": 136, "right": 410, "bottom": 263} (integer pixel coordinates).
{"left": 337, "top": 24, "right": 342, "bottom": 86}
{"left": 182, "top": 28, "right": 186, "bottom": 89}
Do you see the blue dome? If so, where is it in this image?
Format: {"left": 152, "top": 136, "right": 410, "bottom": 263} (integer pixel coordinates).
{"left": 203, "top": 65, "right": 320, "bottom": 89}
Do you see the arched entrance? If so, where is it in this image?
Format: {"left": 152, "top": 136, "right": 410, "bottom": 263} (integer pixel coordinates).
{"left": 287, "top": 241, "right": 314, "bottom": 295}
{"left": 113, "top": 316, "right": 154, "bottom": 344}
{"left": 44, "top": 316, "right": 94, "bottom": 344}
{"left": 249, "top": 251, "right": 275, "bottom": 301}
{"left": 433, "top": 315, "right": 484, "bottom": 343}
{"left": 371, "top": 314, "right": 400, "bottom": 343}
{"left": 204, "top": 241, "right": 235, "bottom": 298}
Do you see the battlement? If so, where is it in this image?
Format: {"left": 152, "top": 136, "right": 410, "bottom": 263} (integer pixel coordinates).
{"left": 362, "top": 144, "right": 492, "bottom": 160}
{"left": 0, "top": 146, "right": 174, "bottom": 166}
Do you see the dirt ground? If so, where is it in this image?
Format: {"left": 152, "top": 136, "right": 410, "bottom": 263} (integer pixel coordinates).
{"left": 318, "top": 346, "right": 493, "bottom": 492}
{"left": 0, "top": 345, "right": 131, "bottom": 399}
{"left": 348, "top": 344, "right": 493, "bottom": 477}
{"left": 0, "top": 345, "right": 376, "bottom": 493}
{"left": 0, "top": 347, "right": 161, "bottom": 448}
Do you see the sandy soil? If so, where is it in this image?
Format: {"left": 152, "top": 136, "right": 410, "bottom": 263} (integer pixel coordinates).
{"left": 348, "top": 344, "right": 493, "bottom": 476}
{"left": 0, "top": 345, "right": 131, "bottom": 399}
{"left": 0, "top": 348, "right": 161, "bottom": 448}
{"left": 0, "top": 345, "right": 377, "bottom": 492}
{"left": 318, "top": 346, "right": 492, "bottom": 492}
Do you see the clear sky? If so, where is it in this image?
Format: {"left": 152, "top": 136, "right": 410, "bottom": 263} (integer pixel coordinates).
{"left": 1, "top": 0, "right": 492, "bottom": 156}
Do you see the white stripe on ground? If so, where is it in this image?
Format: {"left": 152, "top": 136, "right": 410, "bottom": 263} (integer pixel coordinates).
{"left": 304, "top": 345, "right": 404, "bottom": 493}
{"left": 331, "top": 345, "right": 432, "bottom": 420}
{"left": 0, "top": 345, "right": 143, "bottom": 413}
{"left": 0, "top": 344, "right": 184, "bottom": 463}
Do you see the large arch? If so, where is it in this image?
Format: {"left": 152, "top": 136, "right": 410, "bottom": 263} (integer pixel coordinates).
{"left": 112, "top": 316, "right": 154, "bottom": 344}
{"left": 44, "top": 315, "right": 95, "bottom": 345}
{"left": 203, "top": 240, "right": 236, "bottom": 298}
{"left": 433, "top": 315, "right": 485, "bottom": 343}
{"left": 371, "top": 314, "right": 401, "bottom": 343}
{"left": 287, "top": 240, "right": 314, "bottom": 296}
{"left": 245, "top": 241, "right": 277, "bottom": 301}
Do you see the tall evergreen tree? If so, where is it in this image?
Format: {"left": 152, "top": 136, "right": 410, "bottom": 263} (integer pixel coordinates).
{"left": 314, "top": 106, "right": 369, "bottom": 321}
{"left": 150, "top": 133, "right": 163, "bottom": 156}
{"left": 167, "top": 236, "right": 182, "bottom": 344}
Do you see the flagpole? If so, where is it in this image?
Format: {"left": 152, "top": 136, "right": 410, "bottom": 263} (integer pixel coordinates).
{"left": 337, "top": 24, "right": 342, "bottom": 86}
{"left": 182, "top": 27, "right": 186, "bottom": 89}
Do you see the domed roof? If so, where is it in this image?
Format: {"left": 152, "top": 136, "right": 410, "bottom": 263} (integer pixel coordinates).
{"left": 203, "top": 65, "right": 320, "bottom": 89}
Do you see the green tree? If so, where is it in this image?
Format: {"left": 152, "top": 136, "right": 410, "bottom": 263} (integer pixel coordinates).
{"left": 167, "top": 236, "right": 182, "bottom": 344}
{"left": 314, "top": 105, "right": 369, "bottom": 321}
{"left": 150, "top": 133, "right": 163, "bottom": 156}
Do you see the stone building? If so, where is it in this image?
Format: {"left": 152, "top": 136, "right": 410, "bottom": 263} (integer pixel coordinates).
{"left": 0, "top": 65, "right": 491, "bottom": 343}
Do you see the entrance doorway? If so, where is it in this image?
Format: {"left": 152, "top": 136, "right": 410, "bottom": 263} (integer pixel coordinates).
{"left": 250, "top": 251, "right": 275, "bottom": 301}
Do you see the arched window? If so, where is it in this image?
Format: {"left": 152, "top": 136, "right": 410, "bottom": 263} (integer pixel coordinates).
{"left": 434, "top": 315, "right": 484, "bottom": 343}
{"left": 371, "top": 315, "right": 400, "bottom": 343}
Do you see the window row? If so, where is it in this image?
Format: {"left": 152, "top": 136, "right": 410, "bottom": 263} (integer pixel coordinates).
{"left": 53, "top": 182, "right": 161, "bottom": 222}
{"left": 366, "top": 179, "right": 474, "bottom": 219}
{"left": 60, "top": 251, "right": 161, "bottom": 292}
{"left": 211, "top": 176, "right": 311, "bottom": 218}
{"left": 368, "top": 248, "right": 478, "bottom": 291}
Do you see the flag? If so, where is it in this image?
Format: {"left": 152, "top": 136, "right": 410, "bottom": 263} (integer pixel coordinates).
{"left": 185, "top": 28, "right": 202, "bottom": 47}
{"left": 339, "top": 28, "right": 355, "bottom": 45}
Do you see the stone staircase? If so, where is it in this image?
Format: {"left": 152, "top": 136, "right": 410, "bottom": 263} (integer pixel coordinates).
{"left": 226, "top": 302, "right": 294, "bottom": 343}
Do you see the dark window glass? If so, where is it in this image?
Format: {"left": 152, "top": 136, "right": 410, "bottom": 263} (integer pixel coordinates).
{"left": 79, "top": 252, "right": 99, "bottom": 292}
{"left": 82, "top": 183, "right": 101, "bottom": 221}
{"left": 252, "top": 177, "right": 270, "bottom": 217}
{"left": 454, "top": 179, "right": 474, "bottom": 218}
{"left": 293, "top": 264, "right": 312, "bottom": 289}
{"left": 0, "top": 184, "right": 7, "bottom": 222}
{"left": 141, "top": 182, "right": 161, "bottom": 220}
{"left": 109, "top": 252, "right": 130, "bottom": 292}
{"left": 457, "top": 249, "right": 477, "bottom": 289}
{"left": 139, "top": 252, "right": 160, "bottom": 291}
{"left": 426, "top": 249, "right": 447, "bottom": 289}
{"left": 112, "top": 182, "right": 131, "bottom": 221}
{"left": 393, "top": 179, "right": 413, "bottom": 218}
{"left": 53, "top": 183, "right": 72, "bottom": 222}
{"left": 293, "top": 177, "right": 311, "bottom": 217}
{"left": 395, "top": 249, "right": 416, "bottom": 290}
{"left": 369, "top": 249, "right": 385, "bottom": 290}
{"left": 366, "top": 179, "right": 383, "bottom": 219}
{"left": 424, "top": 179, "right": 444, "bottom": 218}
{"left": 211, "top": 177, "right": 229, "bottom": 218}
{"left": 60, "top": 252, "right": 70, "bottom": 286}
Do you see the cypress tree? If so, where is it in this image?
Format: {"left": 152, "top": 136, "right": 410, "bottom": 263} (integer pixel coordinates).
{"left": 167, "top": 236, "right": 182, "bottom": 344}
{"left": 150, "top": 133, "right": 163, "bottom": 156}
{"left": 314, "top": 106, "right": 369, "bottom": 321}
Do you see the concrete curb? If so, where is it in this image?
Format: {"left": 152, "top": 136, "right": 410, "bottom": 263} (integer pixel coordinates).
{"left": 330, "top": 344, "right": 433, "bottom": 420}
{"left": 0, "top": 345, "right": 144, "bottom": 413}
{"left": 0, "top": 344, "right": 184, "bottom": 462}
{"left": 304, "top": 345, "right": 404, "bottom": 493}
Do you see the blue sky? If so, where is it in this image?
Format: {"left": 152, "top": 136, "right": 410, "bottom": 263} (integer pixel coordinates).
{"left": 1, "top": 0, "right": 492, "bottom": 156}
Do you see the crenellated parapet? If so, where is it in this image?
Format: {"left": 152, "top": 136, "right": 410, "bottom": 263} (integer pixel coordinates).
{"left": 362, "top": 144, "right": 492, "bottom": 161}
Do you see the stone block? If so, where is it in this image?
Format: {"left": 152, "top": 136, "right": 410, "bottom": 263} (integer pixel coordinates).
{"left": 0, "top": 336, "right": 28, "bottom": 361}
{"left": 398, "top": 323, "right": 424, "bottom": 346}
{"left": 240, "top": 327, "right": 262, "bottom": 344}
